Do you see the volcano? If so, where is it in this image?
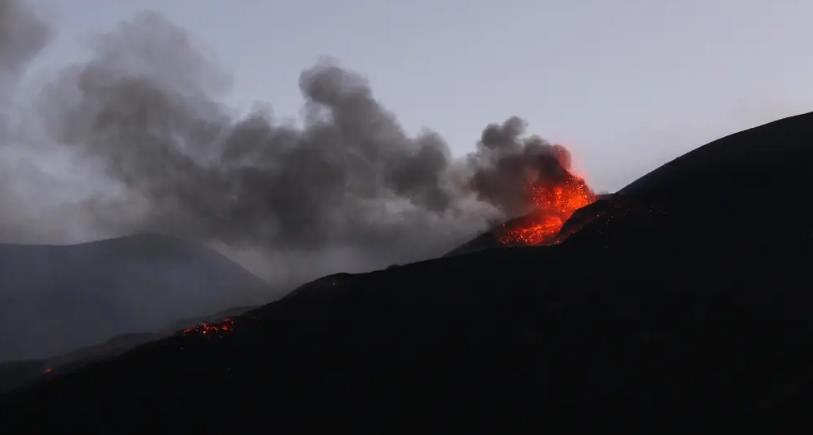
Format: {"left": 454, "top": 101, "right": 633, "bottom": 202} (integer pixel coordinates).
{"left": 449, "top": 157, "right": 598, "bottom": 256}
{"left": 3, "top": 113, "right": 813, "bottom": 434}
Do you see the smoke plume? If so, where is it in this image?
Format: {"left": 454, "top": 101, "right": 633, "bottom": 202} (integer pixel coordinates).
{"left": 0, "top": 0, "right": 49, "bottom": 83}
{"left": 2, "top": 2, "right": 579, "bottom": 288}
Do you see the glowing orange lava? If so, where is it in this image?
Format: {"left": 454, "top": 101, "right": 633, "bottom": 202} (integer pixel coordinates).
{"left": 183, "top": 318, "right": 236, "bottom": 336}
{"left": 498, "top": 173, "right": 595, "bottom": 246}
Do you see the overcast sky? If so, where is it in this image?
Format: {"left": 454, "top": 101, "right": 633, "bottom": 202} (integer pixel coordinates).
{"left": 24, "top": 0, "right": 813, "bottom": 192}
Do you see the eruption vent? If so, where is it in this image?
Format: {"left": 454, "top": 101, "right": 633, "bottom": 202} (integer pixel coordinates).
{"left": 497, "top": 162, "right": 595, "bottom": 246}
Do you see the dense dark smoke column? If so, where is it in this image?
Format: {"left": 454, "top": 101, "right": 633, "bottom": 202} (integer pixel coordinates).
{"left": 6, "top": 5, "right": 585, "bottom": 286}
{"left": 34, "top": 13, "right": 504, "bottom": 285}
{"left": 468, "top": 116, "right": 576, "bottom": 217}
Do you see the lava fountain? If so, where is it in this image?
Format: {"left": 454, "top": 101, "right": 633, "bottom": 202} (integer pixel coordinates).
{"left": 498, "top": 164, "right": 595, "bottom": 246}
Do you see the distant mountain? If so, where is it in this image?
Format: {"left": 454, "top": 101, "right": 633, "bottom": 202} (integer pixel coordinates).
{"left": 0, "top": 234, "right": 276, "bottom": 362}
{"left": 4, "top": 113, "right": 813, "bottom": 433}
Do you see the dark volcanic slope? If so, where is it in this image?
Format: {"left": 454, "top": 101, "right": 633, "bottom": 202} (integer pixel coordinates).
{"left": 3, "top": 113, "right": 813, "bottom": 434}
{"left": 0, "top": 234, "right": 274, "bottom": 362}
{"left": 618, "top": 109, "right": 813, "bottom": 242}
{"left": 452, "top": 111, "right": 813, "bottom": 255}
{"left": 562, "top": 111, "right": 813, "bottom": 252}
{"left": 621, "top": 110, "right": 813, "bottom": 200}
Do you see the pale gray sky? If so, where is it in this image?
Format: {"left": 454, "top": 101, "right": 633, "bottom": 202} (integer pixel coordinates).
{"left": 27, "top": 0, "right": 813, "bottom": 191}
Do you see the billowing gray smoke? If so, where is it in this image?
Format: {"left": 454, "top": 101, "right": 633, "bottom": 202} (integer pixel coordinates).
{"left": 0, "top": 0, "right": 49, "bottom": 133}
{"left": 0, "top": 0, "right": 49, "bottom": 83}
{"left": 2, "top": 2, "right": 580, "bottom": 288}
{"left": 469, "top": 116, "right": 575, "bottom": 217}
{"left": 0, "top": 0, "right": 56, "bottom": 242}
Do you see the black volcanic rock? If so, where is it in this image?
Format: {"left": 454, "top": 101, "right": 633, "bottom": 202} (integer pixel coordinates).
{"left": 0, "top": 234, "right": 276, "bottom": 362}
{"left": 3, "top": 113, "right": 813, "bottom": 434}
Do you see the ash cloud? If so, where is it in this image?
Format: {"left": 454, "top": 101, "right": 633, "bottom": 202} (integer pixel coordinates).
{"left": 0, "top": 0, "right": 49, "bottom": 82}
{"left": 3, "top": 3, "right": 579, "bottom": 288}
{"left": 469, "top": 117, "right": 574, "bottom": 216}
{"left": 0, "top": 0, "right": 49, "bottom": 132}
{"left": 0, "top": 0, "right": 57, "bottom": 242}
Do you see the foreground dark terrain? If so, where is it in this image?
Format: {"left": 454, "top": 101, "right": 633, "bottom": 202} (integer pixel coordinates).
{"left": 3, "top": 112, "right": 813, "bottom": 433}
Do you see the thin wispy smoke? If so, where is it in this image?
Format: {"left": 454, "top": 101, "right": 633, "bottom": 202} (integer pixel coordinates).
{"left": 2, "top": 2, "right": 575, "bottom": 288}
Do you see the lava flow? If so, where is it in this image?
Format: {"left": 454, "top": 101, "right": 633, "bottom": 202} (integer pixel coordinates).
{"left": 183, "top": 318, "right": 236, "bottom": 337}
{"left": 498, "top": 172, "right": 595, "bottom": 246}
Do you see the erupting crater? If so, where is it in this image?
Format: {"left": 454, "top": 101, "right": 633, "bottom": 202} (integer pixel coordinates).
{"left": 498, "top": 171, "right": 595, "bottom": 246}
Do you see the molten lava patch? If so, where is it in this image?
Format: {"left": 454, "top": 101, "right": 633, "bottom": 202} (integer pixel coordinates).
{"left": 182, "top": 318, "right": 236, "bottom": 337}
{"left": 498, "top": 174, "right": 595, "bottom": 246}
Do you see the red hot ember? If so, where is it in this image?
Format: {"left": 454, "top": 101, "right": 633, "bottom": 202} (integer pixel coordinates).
{"left": 183, "top": 318, "right": 236, "bottom": 336}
